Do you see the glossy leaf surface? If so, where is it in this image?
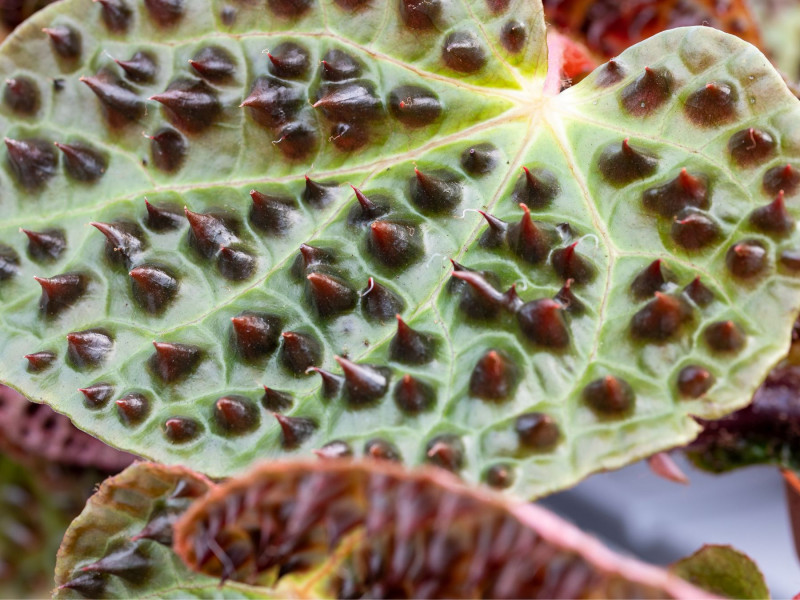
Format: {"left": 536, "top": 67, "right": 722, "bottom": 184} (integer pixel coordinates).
{"left": 1, "top": 0, "right": 800, "bottom": 498}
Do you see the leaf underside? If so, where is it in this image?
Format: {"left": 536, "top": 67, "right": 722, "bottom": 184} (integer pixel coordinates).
{"left": 1, "top": 0, "right": 800, "bottom": 498}
{"left": 55, "top": 460, "right": 709, "bottom": 599}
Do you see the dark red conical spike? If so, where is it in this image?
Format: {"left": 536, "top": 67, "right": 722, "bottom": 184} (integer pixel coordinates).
{"left": 450, "top": 269, "right": 508, "bottom": 311}
{"left": 763, "top": 163, "right": 800, "bottom": 196}
{"left": 150, "top": 79, "right": 221, "bottom": 133}
{"left": 4, "top": 77, "right": 40, "bottom": 115}
{"left": 393, "top": 374, "right": 435, "bottom": 414}
{"left": 80, "top": 74, "right": 145, "bottom": 123}
{"left": 551, "top": 241, "right": 595, "bottom": 284}
{"left": 630, "top": 292, "right": 690, "bottom": 341}
{"left": 22, "top": 228, "right": 66, "bottom": 262}
{"left": 144, "top": 0, "right": 184, "bottom": 26}
{"left": 240, "top": 76, "right": 303, "bottom": 128}
{"left": 595, "top": 58, "right": 625, "bottom": 87}
{"left": 643, "top": 168, "right": 708, "bottom": 217}
{"left": 306, "top": 272, "right": 358, "bottom": 317}
{"left": 217, "top": 246, "right": 256, "bottom": 281}
{"left": 361, "top": 277, "right": 405, "bottom": 322}
{"left": 24, "top": 351, "right": 56, "bottom": 372}
{"left": 267, "top": 42, "right": 310, "bottom": 79}
{"left": 295, "top": 243, "right": 333, "bottom": 276}
{"left": 321, "top": 49, "right": 363, "bottom": 81}
{"left": 425, "top": 435, "right": 464, "bottom": 472}
{"left": 630, "top": 259, "right": 670, "bottom": 299}
{"left": 704, "top": 320, "right": 746, "bottom": 353}
{"left": 512, "top": 166, "right": 560, "bottom": 209}
{"left": 671, "top": 208, "right": 719, "bottom": 250}
{"left": 146, "top": 128, "right": 187, "bottom": 173}
{"left": 94, "top": 0, "right": 132, "bottom": 32}
{"left": 335, "top": 356, "right": 390, "bottom": 405}
{"left": 35, "top": 273, "right": 88, "bottom": 316}
{"left": 164, "top": 416, "right": 200, "bottom": 443}
{"left": 478, "top": 210, "right": 508, "bottom": 248}
{"left": 115, "top": 393, "right": 150, "bottom": 427}
{"left": 677, "top": 365, "right": 715, "bottom": 398}
{"left": 55, "top": 142, "right": 107, "bottom": 182}
{"left": 184, "top": 208, "right": 237, "bottom": 258}
{"left": 469, "top": 349, "right": 518, "bottom": 401}
{"left": 189, "top": 46, "right": 236, "bottom": 81}
{"left": 683, "top": 276, "right": 714, "bottom": 307}
{"left": 583, "top": 375, "right": 635, "bottom": 416}
{"left": 621, "top": 66, "right": 672, "bottom": 116}
{"left": 500, "top": 19, "right": 526, "bottom": 54}
{"left": 129, "top": 265, "right": 178, "bottom": 314}
{"left": 250, "top": 189, "right": 297, "bottom": 235}
{"left": 367, "top": 220, "right": 423, "bottom": 268}
{"left": 597, "top": 138, "right": 658, "bottom": 186}
{"left": 312, "top": 81, "right": 382, "bottom": 123}
{"left": 273, "top": 121, "right": 318, "bottom": 161}
{"left": 517, "top": 298, "right": 569, "bottom": 348}
{"left": 5, "top": 138, "right": 57, "bottom": 188}
{"left": 388, "top": 85, "right": 442, "bottom": 128}
{"left": 555, "top": 278, "right": 584, "bottom": 314}
{"left": 728, "top": 127, "right": 776, "bottom": 168}
{"left": 66, "top": 329, "right": 114, "bottom": 369}
{"left": 78, "top": 383, "right": 114, "bottom": 408}
{"left": 279, "top": 331, "right": 322, "bottom": 374}
{"left": 115, "top": 51, "right": 157, "bottom": 83}
{"left": 351, "top": 185, "right": 384, "bottom": 221}
{"left": 389, "top": 315, "right": 436, "bottom": 364}
{"left": 91, "top": 221, "right": 145, "bottom": 268}
{"left": 261, "top": 386, "right": 293, "bottom": 412}
{"left": 213, "top": 395, "right": 259, "bottom": 435}
{"left": 42, "top": 25, "right": 81, "bottom": 59}
{"left": 726, "top": 240, "right": 767, "bottom": 278}
{"left": 273, "top": 413, "right": 317, "bottom": 449}
{"left": 506, "top": 203, "right": 553, "bottom": 264}
{"left": 58, "top": 574, "right": 106, "bottom": 598}
{"left": 750, "top": 191, "right": 795, "bottom": 235}
{"left": 364, "top": 438, "right": 401, "bottom": 461}
{"left": 515, "top": 412, "right": 560, "bottom": 450}
{"left": 410, "top": 168, "right": 462, "bottom": 214}
{"left": 230, "top": 312, "right": 281, "bottom": 362}
{"left": 144, "top": 199, "right": 183, "bottom": 231}
{"left": 148, "top": 341, "right": 202, "bottom": 383}
{"left": 684, "top": 81, "right": 738, "bottom": 127}
{"left": 307, "top": 367, "right": 343, "bottom": 398}
{"left": 303, "top": 176, "right": 337, "bottom": 209}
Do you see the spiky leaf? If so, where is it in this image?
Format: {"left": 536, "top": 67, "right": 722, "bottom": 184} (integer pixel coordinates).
{"left": 53, "top": 461, "right": 272, "bottom": 599}
{"left": 2, "top": 0, "right": 800, "bottom": 498}
{"left": 169, "top": 458, "right": 710, "bottom": 597}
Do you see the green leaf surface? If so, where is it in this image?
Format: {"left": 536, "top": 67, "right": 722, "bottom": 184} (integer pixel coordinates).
{"left": 53, "top": 461, "right": 270, "bottom": 599}
{"left": 671, "top": 544, "right": 769, "bottom": 600}
{"left": 2, "top": 0, "right": 800, "bottom": 498}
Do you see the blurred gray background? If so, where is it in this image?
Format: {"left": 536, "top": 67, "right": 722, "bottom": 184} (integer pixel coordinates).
{"left": 539, "top": 455, "right": 799, "bottom": 598}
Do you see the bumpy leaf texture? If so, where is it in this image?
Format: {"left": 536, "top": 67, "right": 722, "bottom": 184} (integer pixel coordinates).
{"left": 1, "top": 0, "right": 800, "bottom": 498}
{"left": 54, "top": 460, "right": 711, "bottom": 599}
{"left": 53, "top": 462, "right": 272, "bottom": 599}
